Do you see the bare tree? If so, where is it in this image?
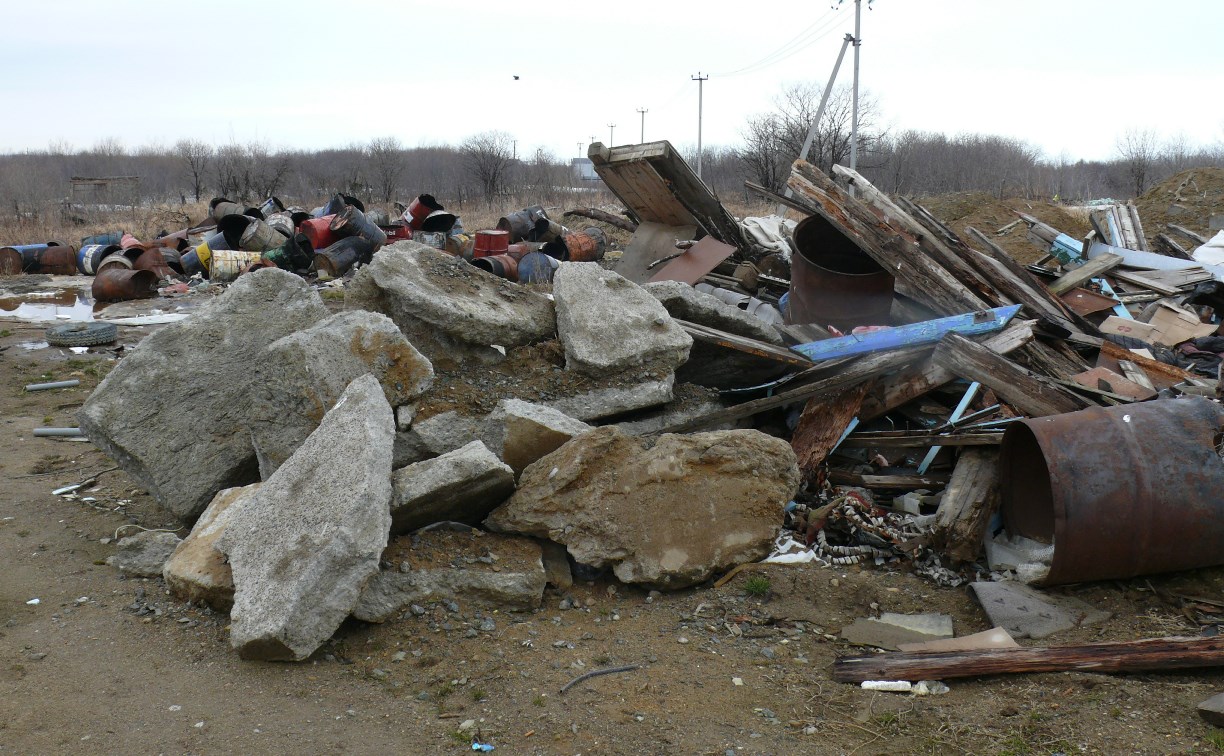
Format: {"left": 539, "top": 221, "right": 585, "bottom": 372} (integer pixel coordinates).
{"left": 366, "top": 136, "right": 406, "bottom": 204}
{"left": 1116, "top": 128, "right": 1159, "bottom": 197}
{"left": 460, "top": 131, "right": 515, "bottom": 202}
{"left": 176, "top": 139, "right": 212, "bottom": 201}
{"left": 738, "top": 113, "right": 787, "bottom": 192}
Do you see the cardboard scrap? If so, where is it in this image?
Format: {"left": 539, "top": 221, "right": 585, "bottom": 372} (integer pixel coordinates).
{"left": 897, "top": 627, "right": 1019, "bottom": 653}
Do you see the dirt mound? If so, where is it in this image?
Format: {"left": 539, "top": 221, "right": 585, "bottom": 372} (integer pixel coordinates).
{"left": 916, "top": 192, "right": 1092, "bottom": 265}
{"left": 1136, "top": 167, "right": 1224, "bottom": 243}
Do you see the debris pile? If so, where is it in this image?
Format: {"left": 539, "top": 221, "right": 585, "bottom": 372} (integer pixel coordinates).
{"left": 33, "top": 139, "right": 1224, "bottom": 694}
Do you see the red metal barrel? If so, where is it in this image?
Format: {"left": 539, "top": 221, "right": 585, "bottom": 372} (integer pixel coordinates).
{"left": 403, "top": 194, "right": 443, "bottom": 230}
{"left": 133, "top": 247, "right": 175, "bottom": 279}
{"left": 21, "top": 245, "right": 78, "bottom": 274}
{"left": 506, "top": 241, "right": 542, "bottom": 261}
{"left": 92, "top": 268, "right": 158, "bottom": 301}
{"left": 473, "top": 230, "right": 510, "bottom": 258}
{"left": 380, "top": 223, "right": 412, "bottom": 244}
{"left": 299, "top": 215, "right": 337, "bottom": 251}
{"left": 120, "top": 232, "right": 144, "bottom": 251}
{"left": 1000, "top": 398, "right": 1224, "bottom": 586}
{"left": 0, "top": 247, "right": 20, "bottom": 275}
{"left": 786, "top": 213, "right": 894, "bottom": 330}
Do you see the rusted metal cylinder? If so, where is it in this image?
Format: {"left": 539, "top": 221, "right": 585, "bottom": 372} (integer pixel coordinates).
{"left": 506, "top": 241, "right": 543, "bottom": 261}
{"left": 238, "top": 218, "right": 288, "bottom": 252}
{"left": 210, "top": 250, "right": 262, "bottom": 282}
{"left": 446, "top": 233, "right": 473, "bottom": 260}
{"left": 77, "top": 244, "right": 122, "bottom": 274}
{"left": 365, "top": 208, "right": 390, "bottom": 226}
{"left": 92, "top": 268, "right": 158, "bottom": 301}
{"left": 0, "top": 247, "right": 20, "bottom": 275}
{"left": 299, "top": 215, "right": 337, "bottom": 250}
{"left": 420, "top": 209, "right": 457, "bottom": 234}
{"left": 81, "top": 232, "right": 122, "bottom": 247}
{"left": 471, "top": 253, "right": 519, "bottom": 282}
{"left": 380, "top": 223, "right": 412, "bottom": 244}
{"left": 329, "top": 206, "right": 387, "bottom": 247}
{"left": 314, "top": 237, "right": 376, "bottom": 278}
{"left": 496, "top": 206, "right": 547, "bottom": 242}
{"left": 203, "top": 230, "right": 231, "bottom": 252}
{"left": 95, "top": 253, "right": 133, "bottom": 272}
{"left": 155, "top": 229, "right": 191, "bottom": 252}
{"left": 264, "top": 212, "right": 296, "bottom": 238}
{"left": 517, "top": 251, "right": 558, "bottom": 284}
{"left": 1000, "top": 398, "right": 1224, "bottom": 586}
{"left": 210, "top": 198, "right": 243, "bottom": 223}
{"left": 20, "top": 245, "right": 77, "bottom": 274}
{"left": 527, "top": 217, "right": 567, "bottom": 243}
{"left": 261, "top": 233, "right": 314, "bottom": 272}
{"left": 564, "top": 229, "right": 605, "bottom": 261}
{"left": 786, "top": 214, "right": 894, "bottom": 330}
{"left": 119, "top": 232, "right": 144, "bottom": 251}
{"left": 161, "top": 248, "right": 185, "bottom": 274}
{"left": 218, "top": 214, "right": 253, "bottom": 249}
{"left": 133, "top": 247, "right": 175, "bottom": 280}
{"left": 403, "top": 194, "right": 443, "bottom": 230}
{"left": 473, "top": 230, "right": 510, "bottom": 258}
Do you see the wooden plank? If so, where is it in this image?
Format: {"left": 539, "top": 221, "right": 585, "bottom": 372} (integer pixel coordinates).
{"left": 647, "top": 346, "right": 930, "bottom": 435}
{"left": 857, "top": 320, "right": 1035, "bottom": 421}
{"left": 786, "top": 159, "right": 990, "bottom": 316}
{"left": 840, "top": 432, "right": 1002, "bottom": 448}
{"left": 931, "top": 448, "right": 999, "bottom": 563}
{"left": 1127, "top": 201, "right": 1150, "bottom": 251}
{"left": 1047, "top": 253, "right": 1124, "bottom": 296}
{"left": 833, "top": 636, "right": 1224, "bottom": 683}
{"left": 962, "top": 226, "right": 1080, "bottom": 329}
{"left": 790, "top": 384, "right": 868, "bottom": 483}
{"left": 1099, "top": 339, "right": 1200, "bottom": 389}
{"left": 827, "top": 470, "right": 950, "bottom": 489}
{"left": 675, "top": 320, "right": 812, "bottom": 368}
{"left": 1169, "top": 223, "right": 1208, "bottom": 246}
{"left": 933, "top": 333, "right": 1090, "bottom": 417}
{"left": 1155, "top": 232, "right": 1194, "bottom": 260}
{"left": 776, "top": 322, "right": 834, "bottom": 346}
{"left": 744, "top": 180, "right": 818, "bottom": 216}
{"left": 1109, "top": 269, "right": 1181, "bottom": 296}
{"left": 791, "top": 305, "right": 1021, "bottom": 362}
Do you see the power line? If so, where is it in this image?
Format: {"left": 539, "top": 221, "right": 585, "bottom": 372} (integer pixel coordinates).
{"left": 710, "top": 6, "right": 845, "bottom": 78}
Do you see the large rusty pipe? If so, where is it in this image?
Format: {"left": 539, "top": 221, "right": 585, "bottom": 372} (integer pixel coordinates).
{"left": 1000, "top": 398, "right": 1224, "bottom": 586}
{"left": 786, "top": 213, "right": 894, "bottom": 330}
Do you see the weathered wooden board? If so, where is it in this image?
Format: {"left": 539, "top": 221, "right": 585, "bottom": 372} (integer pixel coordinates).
{"left": 933, "top": 333, "right": 1090, "bottom": 417}
{"left": 932, "top": 448, "right": 999, "bottom": 563}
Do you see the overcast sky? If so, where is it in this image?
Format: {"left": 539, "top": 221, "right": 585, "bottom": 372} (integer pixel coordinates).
{"left": 3, "top": 0, "right": 1222, "bottom": 162}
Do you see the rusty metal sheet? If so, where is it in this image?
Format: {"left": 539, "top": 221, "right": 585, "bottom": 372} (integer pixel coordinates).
{"left": 1060, "top": 287, "right": 1121, "bottom": 317}
{"left": 1070, "top": 366, "right": 1158, "bottom": 401}
{"left": 647, "top": 235, "right": 736, "bottom": 286}
{"left": 1000, "top": 398, "right": 1224, "bottom": 586}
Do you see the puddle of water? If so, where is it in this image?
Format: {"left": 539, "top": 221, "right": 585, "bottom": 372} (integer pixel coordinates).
{"left": 0, "top": 291, "right": 95, "bottom": 322}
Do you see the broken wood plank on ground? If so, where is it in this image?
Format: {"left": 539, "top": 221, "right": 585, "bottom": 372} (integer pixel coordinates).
{"left": 674, "top": 319, "right": 813, "bottom": 369}
{"left": 933, "top": 332, "right": 1090, "bottom": 417}
{"left": 1169, "top": 223, "right": 1208, "bottom": 246}
{"left": 791, "top": 305, "right": 1021, "bottom": 362}
{"left": 826, "top": 470, "right": 950, "bottom": 490}
{"left": 833, "top": 635, "right": 1224, "bottom": 683}
{"left": 562, "top": 207, "right": 638, "bottom": 232}
{"left": 960, "top": 226, "right": 1082, "bottom": 331}
{"left": 786, "top": 159, "right": 990, "bottom": 316}
{"left": 1109, "top": 268, "right": 1182, "bottom": 296}
{"left": 931, "top": 448, "right": 999, "bottom": 563}
{"left": 839, "top": 432, "right": 1002, "bottom": 448}
{"left": 1047, "top": 253, "right": 1124, "bottom": 296}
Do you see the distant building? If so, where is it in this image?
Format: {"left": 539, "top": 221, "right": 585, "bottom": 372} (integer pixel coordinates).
{"left": 571, "top": 158, "right": 598, "bottom": 182}
{"left": 70, "top": 176, "right": 140, "bottom": 203}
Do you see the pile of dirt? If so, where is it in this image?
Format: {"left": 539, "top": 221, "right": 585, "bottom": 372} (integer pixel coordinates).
{"left": 918, "top": 192, "right": 1092, "bottom": 264}
{"left": 1137, "top": 167, "right": 1224, "bottom": 242}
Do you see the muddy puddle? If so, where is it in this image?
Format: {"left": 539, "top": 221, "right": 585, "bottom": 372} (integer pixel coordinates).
{"left": 0, "top": 290, "right": 97, "bottom": 322}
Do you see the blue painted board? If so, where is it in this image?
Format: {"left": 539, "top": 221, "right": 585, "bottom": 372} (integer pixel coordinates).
{"left": 790, "top": 304, "right": 1023, "bottom": 362}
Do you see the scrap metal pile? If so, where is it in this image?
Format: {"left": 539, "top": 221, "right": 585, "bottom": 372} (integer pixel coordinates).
{"left": 13, "top": 140, "right": 1224, "bottom": 684}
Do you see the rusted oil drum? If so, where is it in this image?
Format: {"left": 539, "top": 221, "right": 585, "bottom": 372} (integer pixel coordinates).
{"left": 496, "top": 206, "right": 547, "bottom": 242}
{"left": 786, "top": 214, "right": 894, "bottom": 330}
{"left": 403, "top": 194, "right": 443, "bottom": 230}
{"left": 473, "top": 230, "right": 510, "bottom": 258}
{"left": 161, "top": 248, "right": 185, "bottom": 275}
{"left": 420, "top": 209, "right": 457, "bottom": 234}
{"left": 180, "top": 248, "right": 206, "bottom": 277}
{"left": 0, "top": 247, "right": 21, "bottom": 275}
{"left": 507, "top": 241, "right": 543, "bottom": 261}
{"left": 365, "top": 208, "right": 390, "bottom": 226}
{"left": 472, "top": 253, "right": 519, "bottom": 281}
{"left": 527, "top": 217, "right": 566, "bottom": 243}
{"left": 446, "top": 233, "right": 473, "bottom": 260}
{"left": 517, "top": 251, "right": 558, "bottom": 284}
{"left": 133, "top": 247, "right": 175, "bottom": 279}
{"left": 81, "top": 232, "right": 122, "bottom": 247}
{"left": 92, "top": 268, "right": 158, "bottom": 301}
{"left": 155, "top": 229, "right": 191, "bottom": 252}
{"left": 210, "top": 250, "right": 262, "bottom": 282}
{"left": 210, "top": 198, "right": 242, "bottom": 223}
{"left": 299, "top": 215, "right": 337, "bottom": 250}
{"left": 380, "top": 223, "right": 412, "bottom": 244}
{"left": 20, "top": 245, "right": 77, "bottom": 274}
{"left": 119, "top": 232, "right": 144, "bottom": 251}
{"left": 563, "top": 230, "right": 604, "bottom": 261}
{"left": 95, "top": 253, "right": 133, "bottom": 272}
{"left": 315, "top": 237, "right": 376, "bottom": 278}
{"left": 238, "top": 218, "right": 288, "bottom": 252}
{"left": 329, "top": 206, "right": 387, "bottom": 247}
{"left": 264, "top": 212, "right": 296, "bottom": 239}
{"left": 77, "top": 244, "right": 122, "bottom": 274}
{"left": 1000, "top": 398, "right": 1224, "bottom": 586}
{"left": 218, "top": 214, "right": 254, "bottom": 249}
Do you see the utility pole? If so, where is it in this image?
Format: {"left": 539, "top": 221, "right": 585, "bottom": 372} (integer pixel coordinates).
{"left": 691, "top": 73, "right": 708, "bottom": 178}
{"left": 849, "top": 0, "right": 862, "bottom": 175}
{"left": 512, "top": 139, "right": 518, "bottom": 161}
{"left": 607, "top": 123, "right": 616, "bottom": 146}
{"left": 577, "top": 141, "right": 583, "bottom": 158}
{"left": 636, "top": 107, "right": 648, "bottom": 143}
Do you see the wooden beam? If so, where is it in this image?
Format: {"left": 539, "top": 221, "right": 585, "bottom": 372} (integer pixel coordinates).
{"left": 961, "top": 226, "right": 1081, "bottom": 330}
{"left": 647, "top": 347, "right": 929, "bottom": 435}
{"left": 840, "top": 432, "right": 1002, "bottom": 448}
{"left": 827, "top": 470, "right": 950, "bottom": 489}
{"left": 1155, "top": 232, "right": 1194, "bottom": 260}
{"left": 1168, "top": 223, "right": 1208, "bottom": 246}
{"left": 675, "top": 319, "right": 812, "bottom": 368}
{"left": 931, "top": 448, "right": 999, "bottom": 563}
{"left": 786, "top": 159, "right": 990, "bottom": 316}
{"left": 833, "top": 636, "right": 1224, "bottom": 683}
{"left": 743, "top": 180, "right": 818, "bottom": 216}
{"left": 562, "top": 207, "right": 637, "bottom": 232}
{"left": 1109, "top": 269, "right": 1181, "bottom": 296}
{"left": 858, "top": 320, "right": 1035, "bottom": 421}
{"left": 790, "top": 384, "right": 868, "bottom": 482}
{"left": 933, "top": 333, "right": 1090, "bottom": 417}
{"left": 1047, "top": 253, "right": 1124, "bottom": 296}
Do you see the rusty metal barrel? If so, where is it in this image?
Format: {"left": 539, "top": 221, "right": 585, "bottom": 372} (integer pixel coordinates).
{"left": 92, "top": 268, "right": 158, "bottom": 301}
{"left": 403, "top": 194, "right": 443, "bottom": 230}
{"left": 420, "top": 209, "right": 457, "bottom": 234}
{"left": 238, "top": 218, "right": 289, "bottom": 252}
{"left": 210, "top": 198, "right": 243, "bottom": 223}
{"left": 517, "top": 251, "right": 558, "bottom": 284}
{"left": 315, "top": 237, "right": 376, "bottom": 278}
{"left": 78, "top": 244, "right": 122, "bottom": 274}
{"left": 474, "top": 230, "right": 510, "bottom": 258}
{"left": 1000, "top": 398, "right": 1224, "bottom": 586}
{"left": 786, "top": 214, "right": 894, "bottom": 330}
{"left": 0, "top": 247, "right": 20, "bottom": 275}
{"left": 133, "top": 247, "right": 176, "bottom": 280}
{"left": 329, "top": 206, "right": 387, "bottom": 247}
{"left": 472, "top": 253, "right": 519, "bottom": 281}
{"left": 20, "top": 245, "right": 77, "bottom": 274}
{"left": 496, "top": 206, "right": 547, "bottom": 242}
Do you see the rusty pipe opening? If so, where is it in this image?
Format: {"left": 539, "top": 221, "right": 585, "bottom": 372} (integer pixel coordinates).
{"left": 794, "top": 214, "right": 886, "bottom": 276}
{"left": 786, "top": 214, "right": 894, "bottom": 328}
{"left": 997, "top": 422, "right": 1055, "bottom": 544}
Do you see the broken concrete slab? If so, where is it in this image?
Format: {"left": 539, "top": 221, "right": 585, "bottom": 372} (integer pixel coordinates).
{"left": 553, "top": 263, "right": 692, "bottom": 377}
{"left": 78, "top": 269, "right": 329, "bottom": 521}
{"left": 644, "top": 280, "right": 783, "bottom": 344}
{"left": 218, "top": 374, "right": 394, "bottom": 661}
{"left": 353, "top": 529, "right": 546, "bottom": 621}
{"left": 162, "top": 483, "right": 261, "bottom": 612}
{"left": 481, "top": 399, "right": 592, "bottom": 474}
{"left": 877, "top": 612, "right": 954, "bottom": 638}
{"left": 612, "top": 385, "right": 734, "bottom": 435}
{"left": 106, "top": 530, "right": 182, "bottom": 577}
{"left": 390, "top": 440, "right": 515, "bottom": 535}
{"left": 484, "top": 426, "right": 800, "bottom": 589}
{"left": 546, "top": 375, "right": 676, "bottom": 422}
{"left": 345, "top": 241, "right": 555, "bottom": 360}
{"left": 394, "top": 409, "right": 486, "bottom": 468}
{"left": 970, "top": 581, "right": 1111, "bottom": 640}
{"left": 249, "top": 310, "right": 434, "bottom": 477}
{"left": 1198, "top": 692, "right": 1224, "bottom": 727}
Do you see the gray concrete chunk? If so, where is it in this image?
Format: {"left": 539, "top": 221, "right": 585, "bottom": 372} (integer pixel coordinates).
{"left": 390, "top": 441, "right": 515, "bottom": 534}
{"left": 106, "top": 531, "right": 182, "bottom": 577}
{"left": 970, "top": 581, "right": 1111, "bottom": 640}
{"left": 163, "top": 483, "right": 261, "bottom": 612}
{"left": 483, "top": 399, "right": 592, "bottom": 474}
{"left": 218, "top": 374, "right": 395, "bottom": 661}
{"left": 78, "top": 269, "right": 329, "bottom": 521}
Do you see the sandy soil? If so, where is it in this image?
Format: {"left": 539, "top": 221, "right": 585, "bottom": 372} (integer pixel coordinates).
{"left": 5, "top": 302, "right": 1224, "bottom": 756}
